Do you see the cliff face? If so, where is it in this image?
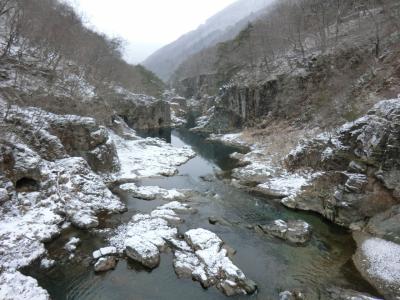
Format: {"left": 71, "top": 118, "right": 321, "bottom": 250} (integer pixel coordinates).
{"left": 110, "top": 89, "right": 171, "bottom": 130}
{"left": 284, "top": 99, "right": 400, "bottom": 228}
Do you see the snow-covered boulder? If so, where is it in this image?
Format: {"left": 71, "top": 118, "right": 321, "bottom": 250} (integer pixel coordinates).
{"left": 119, "top": 183, "right": 186, "bottom": 201}
{"left": 326, "top": 287, "right": 382, "bottom": 300}
{"left": 173, "top": 228, "right": 257, "bottom": 296}
{"left": 0, "top": 271, "right": 50, "bottom": 300}
{"left": 108, "top": 201, "right": 196, "bottom": 267}
{"left": 110, "top": 131, "right": 195, "bottom": 181}
{"left": 125, "top": 236, "right": 161, "bottom": 269}
{"left": 353, "top": 233, "right": 400, "bottom": 299}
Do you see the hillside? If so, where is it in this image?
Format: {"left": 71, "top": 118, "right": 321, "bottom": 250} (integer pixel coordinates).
{"left": 0, "top": 0, "right": 165, "bottom": 125}
{"left": 142, "top": 0, "right": 274, "bottom": 82}
{"left": 174, "top": 0, "right": 400, "bottom": 131}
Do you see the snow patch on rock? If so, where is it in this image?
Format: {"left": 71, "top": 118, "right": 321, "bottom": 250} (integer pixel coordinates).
{"left": 0, "top": 270, "right": 50, "bottom": 300}
{"left": 110, "top": 131, "right": 195, "bottom": 180}
{"left": 361, "top": 238, "right": 400, "bottom": 284}
{"left": 119, "top": 183, "right": 186, "bottom": 201}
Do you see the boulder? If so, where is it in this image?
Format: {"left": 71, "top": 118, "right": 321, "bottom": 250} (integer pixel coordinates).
{"left": 65, "top": 237, "right": 80, "bottom": 253}
{"left": 172, "top": 228, "right": 257, "bottom": 296}
{"left": 125, "top": 236, "right": 160, "bottom": 269}
{"left": 94, "top": 256, "right": 117, "bottom": 272}
{"left": 279, "top": 290, "right": 305, "bottom": 300}
{"left": 92, "top": 247, "right": 117, "bottom": 260}
{"left": 326, "top": 287, "right": 382, "bottom": 300}
{"left": 0, "top": 271, "right": 50, "bottom": 300}
{"left": 259, "top": 220, "right": 312, "bottom": 245}
{"left": 353, "top": 232, "right": 400, "bottom": 299}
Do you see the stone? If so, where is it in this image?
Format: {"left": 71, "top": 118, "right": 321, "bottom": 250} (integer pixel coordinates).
{"left": 40, "top": 258, "right": 55, "bottom": 269}
{"left": 125, "top": 236, "right": 160, "bottom": 269}
{"left": 94, "top": 256, "right": 117, "bottom": 272}
{"left": 279, "top": 290, "right": 305, "bottom": 300}
{"left": 259, "top": 219, "right": 312, "bottom": 245}
{"left": 0, "top": 271, "right": 50, "bottom": 300}
{"left": 353, "top": 232, "right": 400, "bottom": 299}
{"left": 366, "top": 205, "right": 400, "bottom": 244}
{"left": 172, "top": 228, "right": 257, "bottom": 296}
{"left": 65, "top": 237, "right": 80, "bottom": 253}
{"left": 0, "top": 188, "right": 8, "bottom": 204}
{"left": 326, "top": 287, "right": 382, "bottom": 300}
{"left": 92, "top": 246, "right": 118, "bottom": 260}
{"left": 70, "top": 211, "right": 99, "bottom": 229}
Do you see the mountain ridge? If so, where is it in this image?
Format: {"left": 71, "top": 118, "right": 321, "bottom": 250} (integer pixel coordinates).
{"left": 143, "top": 0, "right": 274, "bottom": 82}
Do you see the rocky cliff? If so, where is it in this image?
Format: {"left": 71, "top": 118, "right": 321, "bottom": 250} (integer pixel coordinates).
{"left": 282, "top": 98, "right": 400, "bottom": 299}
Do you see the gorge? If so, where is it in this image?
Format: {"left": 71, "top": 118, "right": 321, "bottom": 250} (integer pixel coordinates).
{"left": 1, "top": 0, "right": 400, "bottom": 300}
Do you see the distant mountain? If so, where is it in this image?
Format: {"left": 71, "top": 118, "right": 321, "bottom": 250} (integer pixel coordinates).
{"left": 143, "top": 0, "right": 274, "bottom": 82}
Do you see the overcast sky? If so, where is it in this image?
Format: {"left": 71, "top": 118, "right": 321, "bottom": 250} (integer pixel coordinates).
{"left": 67, "top": 0, "right": 237, "bottom": 64}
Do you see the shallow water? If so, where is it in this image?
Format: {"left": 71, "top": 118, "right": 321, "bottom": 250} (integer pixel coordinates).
{"left": 25, "top": 129, "right": 378, "bottom": 300}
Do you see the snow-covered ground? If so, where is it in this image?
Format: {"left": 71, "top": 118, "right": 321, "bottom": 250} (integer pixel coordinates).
{"left": 119, "top": 183, "right": 187, "bottom": 201}
{"left": 110, "top": 131, "right": 196, "bottom": 181}
{"left": 208, "top": 132, "right": 249, "bottom": 149}
{"left": 211, "top": 133, "right": 319, "bottom": 201}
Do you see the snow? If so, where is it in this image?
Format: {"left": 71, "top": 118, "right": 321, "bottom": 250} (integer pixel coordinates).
{"left": 173, "top": 228, "right": 255, "bottom": 295}
{"left": 361, "top": 238, "right": 400, "bottom": 284}
{"left": 0, "top": 270, "right": 50, "bottom": 300}
{"left": 208, "top": 133, "right": 249, "bottom": 148}
{"left": 40, "top": 258, "right": 55, "bottom": 269}
{"left": 110, "top": 131, "right": 195, "bottom": 180}
{"left": 0, "top": 156, "right": 124, "bottom": 270}
{"left": 185, "top": 228, "right": 223, "bottom": 251}
{"left": 119, "top": 183, "right": 185, "bottom": 201}
{"left": 171, "top": 110, "right": 187, "bottom": 127}
{"left": 92, "top": 247, "right": 117, "bottom": 260}
{"left": 257, "top": 172, "right": 316, "bottom": 198}
{"left": 64, "top": 237, "right": 80, "bottom": 253}
{"left": 108, "top": 201, "right": 195, "bottom": 253}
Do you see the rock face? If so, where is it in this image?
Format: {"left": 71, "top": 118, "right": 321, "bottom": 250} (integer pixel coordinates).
{"left": 4, "top": 106, "right": 120, "bottom": 173}
{"left": 111, "top": 89, "right": 171, "bottom": 130}
{"left": 259, "top": 220, "right": 312, "bottom": 245}
{"left": 282, "top": 99, "right": 400, "bottom": 298}
{"left": 0, "top": 106, "right": 125, "bottom": 271}
{"left": 284, "top": 99, "right": 400, "bottom": 228}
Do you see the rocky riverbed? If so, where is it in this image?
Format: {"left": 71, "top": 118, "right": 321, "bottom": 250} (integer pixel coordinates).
{"left": 206, "top": 97, "right": 400, "bottom": 299}
{"left": 2, "top": 99, "right": 398, "bottom": 299}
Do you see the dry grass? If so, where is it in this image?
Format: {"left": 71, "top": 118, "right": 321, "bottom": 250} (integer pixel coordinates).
{"left": 240, "top": 120, "right": 322, "bottom": 165}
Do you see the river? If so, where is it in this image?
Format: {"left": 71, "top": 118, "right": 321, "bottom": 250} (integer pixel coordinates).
{"left": 24, "top": 128, "right": 377, "bottom": 300}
